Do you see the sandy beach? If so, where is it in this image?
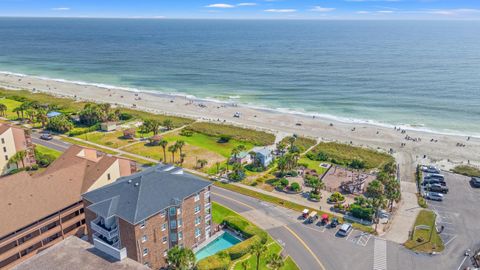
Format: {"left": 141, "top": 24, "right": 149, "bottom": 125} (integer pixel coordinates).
{"left": 0, "top": 71, "right": 479, "bottom": 175}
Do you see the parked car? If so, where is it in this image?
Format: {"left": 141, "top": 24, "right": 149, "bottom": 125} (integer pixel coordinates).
{"left": 424, "top": 183, "right": 449, "bottom": 194}
{"left": 337, "top": 223, "right": 352, "bottom": 237}
{"left": 422, "top": 165, "right": 441, "bottom": 174}
{"left": 471, "top": 177, "right": 480, "bottom": 188}
{"left": 422, "top": 179, "right": 446, "bottom": 186}
{"left": 424, "top": 173, "right": 445, "bottom": 181}
{"left": 425, "top": 192, "right": 444, "bottom": 201}
{"left": 40, "top": 133, "right": 53, "bottom": 140}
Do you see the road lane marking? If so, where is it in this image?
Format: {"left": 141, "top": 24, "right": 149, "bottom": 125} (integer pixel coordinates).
{"left": 283, "top": 225, "right": 326, "bottom": 270}
{"left": 456, "top": 256, "right": 469, "bottom": 270}
{"left": 373, "top": 238, "right": 387, "bottom": 270}
{"left": 211, "top": 192, "right": 256, "bottom": 210}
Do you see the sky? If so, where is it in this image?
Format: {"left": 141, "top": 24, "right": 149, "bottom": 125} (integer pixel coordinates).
{"left": 1, "top": 0, "right": 480, "bottom": 20}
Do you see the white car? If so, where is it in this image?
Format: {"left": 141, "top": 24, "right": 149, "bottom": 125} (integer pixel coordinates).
{"left": 337, "top": 223, "right": 352, "bottom": 237}
{"left": 425, "top": 192, "right": 444, "bottom": 201}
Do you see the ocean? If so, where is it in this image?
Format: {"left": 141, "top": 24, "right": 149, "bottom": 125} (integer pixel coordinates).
{"left": 0, "top": 18, "right": 479, "bottom": 135}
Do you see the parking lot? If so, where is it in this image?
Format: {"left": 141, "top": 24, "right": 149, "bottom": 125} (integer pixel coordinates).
{"left": 426, "top": 172, "right": 480, "bottom": 268}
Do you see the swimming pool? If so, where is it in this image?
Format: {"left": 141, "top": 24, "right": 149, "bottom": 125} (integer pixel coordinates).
{"left": 195, "top": 231, "right": 242, "bottom": 261}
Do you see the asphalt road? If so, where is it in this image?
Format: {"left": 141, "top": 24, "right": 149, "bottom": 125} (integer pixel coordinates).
{"left": 33, "top": 134, "right": 480, "bottom": 270}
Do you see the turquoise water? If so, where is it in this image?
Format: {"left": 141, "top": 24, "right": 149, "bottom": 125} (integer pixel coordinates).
{"left": 195, "top": 232, "right": 242, "bottom": 261}
{"left": 0, "top": 18, "right": 479, "bottom": 135}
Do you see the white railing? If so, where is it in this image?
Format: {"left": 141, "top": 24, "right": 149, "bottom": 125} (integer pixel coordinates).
{"left": 90, "top": 219, "right": 119, "bottom": 240}
{"left": 93, "top": 236, "right": 127, "bottom": 261}
{"left": 205, "top": 214, "right": 211, "bottom": 221}
{"left": 204, "top": 202, "right": 211, "bottom": 210}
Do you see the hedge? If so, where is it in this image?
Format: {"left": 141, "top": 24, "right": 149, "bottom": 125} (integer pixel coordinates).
{"left": 197, "top": 252, "right": 231, "bottom": 270}
{"left": 223, "top": 216, "right": 267, "bottom": 242}
{"left": 224, "top": 235, "right": 262, "bottom": 260}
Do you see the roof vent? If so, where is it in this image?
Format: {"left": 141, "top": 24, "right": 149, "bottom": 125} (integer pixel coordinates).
{"left": 128, "top": 179, "right": 132, "bottom": 184}
{"left": 163, "top": 165, "right": 175, "bottom": 172}
{"left": 171, "top": 168, "right": 183, "bottom": 175}
{"left": 134, "top": 182, "right": 139, "bottom": 187}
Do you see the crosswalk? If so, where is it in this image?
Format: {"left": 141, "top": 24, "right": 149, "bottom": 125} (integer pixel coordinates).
{"left": 373, "top": 238, "right": 387, "bottom": 270}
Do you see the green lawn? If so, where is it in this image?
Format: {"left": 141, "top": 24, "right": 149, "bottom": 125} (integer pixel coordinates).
{"left": 281, "top": 257, "right": 300, "bottom": 270}
{"left": 306, "top": 142, "right": 394, "bottom": 170}
{"left": 164, "top": 130, "right": 255, "bottom": 158}
{"left": 0, "top": 98, "right": 22, "bottom": 120}
{"left": 404, "top": 210, "right": 444, "bottom": 253}
{"left": 75, "top": 130, "right": 135, "bottom": 149}
{"left": 233, "top": 242, "right": 282, "bottom": 270}
{"left": 60, "top": 137, "right": 119, "bottom": 155}
{"left": 34, "top": 144, "right": 62, "bottom": 159}
{"left": 298, "top": 157, "right": 328, "bottom": 175}
{"left": 452, "top": 165, "right": 480, "bottom": 177}
{"left": 0, "top": 89, "right": 87, "bottom": 113}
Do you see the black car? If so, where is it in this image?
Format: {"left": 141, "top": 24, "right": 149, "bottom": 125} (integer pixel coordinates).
{"left": 424, "top": 184, "right": 449, "bottom": 194}
{"left": 471, "top": 177, "right": 480, "bottom": 188}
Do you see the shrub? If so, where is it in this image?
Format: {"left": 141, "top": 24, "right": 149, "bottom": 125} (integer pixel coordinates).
{"left": 46, "top": 115, "right": 74, "bottom": 133}
{"left": 452, "top": 165, "right": 480, "bottom": 177}
{"left": 290, "top": 182, "right": 301, "bottom": 192}
{"left": 279, "top": 178, "right": 289, "bottom": 187}
{"left": 67, "top": 124, "right": 99, "bottom": 137}
{"left": 119, "top": 112, "right": 134, "bottom": 121}
{"left": 329, "top": 192, "right": 345, "bottom": 203}
{"left": 35, "top": 150, "right": 57, "bottom": 168}
{"left": 218, "top": 135, "right": 232, "bottom": 143}
{"left": 349, "top": 159, "right": 366, "bottom": 169}
{"left": 309, "top": 192, "right": 321, "bottom": 200}
{"left": 223, "top": 216, "right": 266, "bottom": 242}
{"left": 180, "top": 129, "right": 194, "bottom": 137}
{"left": 225, "top": 235, "right": 261, "bottom": 260}
{"left": 197, "top": 253, "right": 230, "bottom": 270}
{"left": 349, "top": 204, "right": 374, "bottom": 221}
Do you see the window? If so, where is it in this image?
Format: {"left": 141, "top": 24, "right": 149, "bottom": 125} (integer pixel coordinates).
{"left": 161, "top": 223, "right": 167, "bottom": 231}
{"left": 144, "top": 262, "right": 150, "bottom": 267}
{"left": 169, "top": 207, "right": 176, "bottom": 216}
{"left": 2, "top": 147, "right": 6, "bottom": 153}
{"left": 143, "top": 248, "right": 148, "bottom": 256}
{"left": 107, "top": 173, "right": 111, "bottom": 180}
{"left": 195, "top": 228, "right": 201, "bottom": 238}
{"left": 194, "top": 194, "right": 200, "bottom": 202}
{"left": 177, "top": 208, "right": 182, "bottom": 215}
{"left": 141, "top": 235, "right": 147, "bottom": 243}
{"left": 1, "top": 138, "right": 4, "bottom": 144}
{"left": 195, "top": 216, "right": 202, "bottom": 226}
{"left": 178, "top": 218, "right": 182, "bottom": 228}
{"left": 170, "top": 220, "right": 177, "bottom": 228}
{"left": 178, "top": 231, "right": 183, "bottom": 240}
{"left": 163, "top": 249, "right": 168, "bottom": 257}
{"left": 170, "top": 233, "right": 177, "bottom": 242}
{"left": 194, "top": 204, "right": 201, "bottom": 214}
{"left": 140, "top": 220, "right": 146, "bottom": 229}
{"left": 162, "top": 236, "right": 167, "bottom": 244}
{"left": 4, "top": 155, "right": 8, "bottom": 161}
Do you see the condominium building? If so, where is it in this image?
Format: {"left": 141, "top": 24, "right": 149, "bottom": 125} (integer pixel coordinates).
{"left": 82, "top": 164, "right": 212, "bottom": 269}
{"left": 0, "top": 123, "right": 35, "bottom": 175}
{"left": 0, "top": 145, "right": 135, "bottom": 269}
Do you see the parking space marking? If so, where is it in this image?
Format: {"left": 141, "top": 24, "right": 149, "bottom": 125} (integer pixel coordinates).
{"left": 373, "top": 238, "right": 387, "bottom": 270}
{"left": 357, "top": 233, "right": 372, "bottom": 247}
{"left": 444, "top": 235, "right": 457, "bottom": 246}
{"left": 345, "top": 229, "right": 355, "bottom": 241}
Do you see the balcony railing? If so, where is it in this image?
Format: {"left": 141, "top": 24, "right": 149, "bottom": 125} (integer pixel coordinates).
{"left": 204, "top": 202, "right": 211, "bottom": 210}
{"left": 93, "top": 235, "right": 126, "bottom": 261}
{"left": 90, "top": 218, "right": 118, "bottom": 240}
{"left": 205, "top": 214, "right": 211, "bottom": 221}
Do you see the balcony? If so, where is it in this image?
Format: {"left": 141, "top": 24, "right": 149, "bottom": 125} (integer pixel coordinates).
{"left": 90, "top": 218, "right": 118, "bottom": 240}
{"left": 205, "top": 214, "right": 211, "bottom": 221}
{"left": 204, "top": 202, "right": 211, "bottom": 210}
{"left": 93, "top": 235, "right": 126, "bottom": 261}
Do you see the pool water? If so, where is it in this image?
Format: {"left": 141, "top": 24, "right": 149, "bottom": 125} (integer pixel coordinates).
{"left": 195, "top": 232, "right": 242, "bottom": 261}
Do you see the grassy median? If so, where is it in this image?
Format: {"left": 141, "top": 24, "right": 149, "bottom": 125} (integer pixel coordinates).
{"left": 404, "top": 210, "right": 444, "bottom": 253}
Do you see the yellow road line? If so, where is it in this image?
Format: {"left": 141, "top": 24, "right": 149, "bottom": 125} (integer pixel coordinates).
{"left": 212, "top": 192, "right": 256, "bottom": 210}
{"left": 283, "top": 225, "right": 326, "bottom": 270}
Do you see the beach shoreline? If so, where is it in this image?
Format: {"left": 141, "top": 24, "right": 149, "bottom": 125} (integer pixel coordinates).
{"left": 0, "top": 71, "right": 479, "bottom": 169}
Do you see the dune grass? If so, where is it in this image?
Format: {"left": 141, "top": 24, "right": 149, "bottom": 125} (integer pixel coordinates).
{"left": 452, "top": 165, "right": 480, "bottom": 177}
{"left": 280, "top": 136, "right": 317, "bottom": 153}
{"left": 307, "top": 142, "right": 394, "bottom": 170}
{"left": 404, "top": 210, "right": 444, "bottom": 253}
{"left": 186, "top": 122, "right": 275, "bottom": 146}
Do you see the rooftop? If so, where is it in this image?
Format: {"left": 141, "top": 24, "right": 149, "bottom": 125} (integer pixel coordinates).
{"left": 0, "top": 145, "right": 132, "bottom": 238}
{"left": 12, "top": 236, "right": 149, "bottom": 270}
{"left": 83, "top": 164, "right": 211, "bottom": 225}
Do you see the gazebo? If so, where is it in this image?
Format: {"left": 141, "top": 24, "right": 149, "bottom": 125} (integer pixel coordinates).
{"left": 148, "top": 134, "right": 163, "bottom": 145}
{"left": 123, "top": 128, "right": 136, "bottom": 139}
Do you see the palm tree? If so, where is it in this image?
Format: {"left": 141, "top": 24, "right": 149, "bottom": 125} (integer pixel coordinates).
{"left": 36, "top": 108, "right": 49, "bottom": 128}
{"left": 163, "top": 119, "right": 173, "bottom": 130}
{"left": 197, "top": 159, "right": 208, "bottom": 169}
{"left": 371, "top": 196, "right": 386, "bottom": 232}
{"left": 168, "top": 145, "right": 177, "bottom": 164}
{"left": 159, "top": 140, "right": 168, "bottom": 162}
{"left": 287, "top": 136, "right": 296, "bottom": 151}
{"left": 179, "top": 153, "right": 186, "bottom": 166}
{"left": 9, "top": 150, "right": 27, "bottom": 168}
{"left": 231, "top": 147, "right": 240, "bottom": 161}
{"left": 241, "top": 260, "right": 250, "bottom": 270}
{"left": 0, "top": 103, "right": 7, "bottom": 117}
{"left": 215, "top": 162, "right": 220, "bottom": 174}
{"left": 384, "top": 178, "right": 401, "bottom": 212}
{"left": 249, "top": 242, "right": 267, "bottom": 270}
{"left": 249, "top": 151, "right": 257, "bottom": 166}
{"left": 175, "top": 140, "right": 185, "bottom": 156}
{"left": 267, "top": 253, "right": 285, "bottom": 270}
{"left": 12, "top": 107, "right": 21, "bottom": 119}
{"left": 277, "top": 156, "right": 288, "bottom": 175}
{"left": 276, "top": 142, "right": 286, "bottom": 156}
{"left": 167, "top": 246, "right": 196, "bottom": 270}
